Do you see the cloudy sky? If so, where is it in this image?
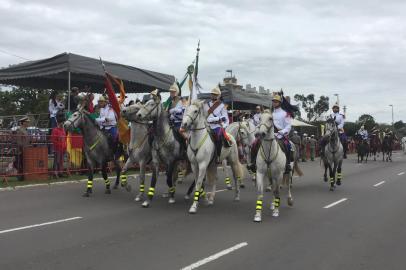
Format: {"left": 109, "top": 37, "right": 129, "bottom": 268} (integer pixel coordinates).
{"left": 1, "top": 0, "right": 405, "bottom": 123}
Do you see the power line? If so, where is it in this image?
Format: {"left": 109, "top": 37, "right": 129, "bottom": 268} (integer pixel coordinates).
{"left": 0, "top": 48, "right": 31, "bottom": 61}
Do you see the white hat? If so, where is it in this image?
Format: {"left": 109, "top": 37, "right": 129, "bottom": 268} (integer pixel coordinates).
{"left": 169, "top": 82, "right": 179, "bottom": 95}
{"left": 98, "top": 95, "right": 107, "bottom": 102}
{"left": 211, "top": 86, "right": 221, "bottom": 96}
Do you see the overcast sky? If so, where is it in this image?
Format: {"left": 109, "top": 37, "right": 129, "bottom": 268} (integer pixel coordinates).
{"left": 1, "top": 0, "right": 405, "bottom": 123}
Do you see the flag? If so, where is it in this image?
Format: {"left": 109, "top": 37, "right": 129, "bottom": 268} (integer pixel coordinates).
{"left": 190, "top": 41, "right": 201, "bottom": 102}
{"left": 104, "top": 72, "right": 130, "bottom": 144}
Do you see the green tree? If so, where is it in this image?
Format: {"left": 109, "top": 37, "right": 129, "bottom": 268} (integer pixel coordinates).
{"left": 0, "top": 87, "right": 52, "bottom": 116}
{"left": 313, "top": 96, "right": 329, "bottom": 120}
{"left": 394, "top": 120, "right": 405, "bottom": 130}
{"left": 294, "top": 94, "right": 315, "bottom": 121}
{"left": 357, "top": 114, "right": 376, "bottom": 131}
{"left": 344, "top": 122, "right": 358, "bottom": 137}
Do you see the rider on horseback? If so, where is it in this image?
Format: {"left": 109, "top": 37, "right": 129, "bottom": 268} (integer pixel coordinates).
{"left": 164, "top": 82, "right": 184, "bottom": 130}
{"left": 327, "top": 103, "right": 347, "bottom": 158}
{"left": 357, "top": 125, "right": 369, "bottom": 141}
{"left": 95, "top": 95, "right": 118, "bottom": 142}
{"left": 204, "top": 86, "right": 231, "bottom": 157}
{"left": 248, "top": 94, "right": 293, "bottom": 173}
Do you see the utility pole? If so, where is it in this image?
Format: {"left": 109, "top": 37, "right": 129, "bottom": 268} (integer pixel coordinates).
{"left": 389, "top": 104, "right": 394, "bottom": 129}
{"left": 343, "top": 105, "right": 347, "bottom": 117}
{"left": 334, "top": 93, "right": 339, "bottom": 105}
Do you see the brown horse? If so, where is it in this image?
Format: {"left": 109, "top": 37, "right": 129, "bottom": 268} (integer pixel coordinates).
{"left": 369, "top": 134, "right": 381, "bottom": 161}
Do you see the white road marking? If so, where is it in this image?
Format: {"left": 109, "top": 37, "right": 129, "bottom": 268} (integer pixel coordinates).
{"left": 323, "top": 198, "right": 348, "bottom": 209}
{"left": 397, "top": 172, "right": 405, "bottom": 176}
{"left": 373, "top": 181, "right": 385, "bottom": 187}
{"left": 0, "top": 217, "right": 83, "bottom": 234}
{"left": 215, "top": 189, "right": 228, "bottom": 193}
{"left": 181, "top": 242, "right": 248, "bottom": 270}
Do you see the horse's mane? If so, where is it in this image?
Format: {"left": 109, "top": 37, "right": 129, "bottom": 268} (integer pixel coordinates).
{"left": 191, "top": 99, "right": 205, "bottom": 108}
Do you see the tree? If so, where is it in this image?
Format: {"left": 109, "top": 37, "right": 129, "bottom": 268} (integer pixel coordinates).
{"left": 344, "top": 122, "right": 358, "bottom": 137}
{"left": 394, "top": 120, "right": 405, "bottom": 130}
{"left": 294, "top": 94, "right": 315, "bottom": 121}
{"left": 0, "top": 87, "right": 51, "bottom": 116}
{"left": 357, "top": 114, "right": 376, "bottom": 131}
{"left": 313, "top": 96, "right": 329, "bottom": 120}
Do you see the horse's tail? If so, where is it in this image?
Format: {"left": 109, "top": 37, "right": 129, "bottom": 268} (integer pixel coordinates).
{"left": 293, "top": 160, "right": 303, "bottom": 177}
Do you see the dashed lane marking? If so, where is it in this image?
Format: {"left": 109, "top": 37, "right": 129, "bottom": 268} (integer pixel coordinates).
{"left": 0, "top": 217, "right": 83, "bottom": 235}
{"left": 323, "top": 198, "right": 348, "bottom": 209}
{"left": 373, "top": 181, "right": 385, "bottom": 187}
{"left": 398, "top": 172, "right": 405, "bottom": 176}
{"left": 181, "top": 242, "right": 248, "bottom": 270}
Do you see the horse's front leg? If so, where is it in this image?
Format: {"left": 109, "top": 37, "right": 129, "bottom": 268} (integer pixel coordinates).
{"left": 222, "top": 159, "right": 232, "bottom": 190}
{"left": 101, "top": 162, "right": 111, "bottom": 194}
{"left": 189, "top": 161, "right": 209, "bottom": 214}
{"left": 336, "top": 161, "right": 343, "bottom": 186}
{"left": 84, "top": 159, "right": 95, "bottom": 197}
{"left": 323, "top": 162, "right": 328, "bottom": 182}
{"left": 287, "top": 171, "right": 293, "bottom": 206}
{"left": 254, "top": 170, "right": 265, "bottom": 222}
{"left": 166, "top": 161, "right": 176, "bottom": 204}
{"left": 142, "top": 159, "right": 159, "bottom": 208}
{"left": 135, "top": 160, "right": 146, "bottom": 202}
{"left": 117, "top": 154, "right": 132, "bottom": 189}
{"left": 329, "top": 164, "right": 336, "bottom": 191}
{"left": 271, "top": 172, "right": 282, "bottom": 217}
{"left": 205, "top": 160, "right": 218, "bottom": 205}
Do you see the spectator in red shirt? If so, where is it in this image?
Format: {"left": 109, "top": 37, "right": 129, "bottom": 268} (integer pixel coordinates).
{"left": 51, "top": 113, "right": 67, "bottom": 178}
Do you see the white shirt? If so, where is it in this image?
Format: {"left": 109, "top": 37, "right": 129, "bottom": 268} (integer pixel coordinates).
{"left": 330, "top": 112, "right": 345, "bottom": 130}
{"left": 273, "top": 107, "right": 292, "bottom": 139}
{"left": 358, "top": 129, "right": 368, "bottom": 140}
{"left": 49, "top": 100, "right": 65, "bottom": 118}
{"left": 205, "top": 100, "right": 229, "bottom": 129}
{"left": 96, "top": 105, "right": 117, "bottom": 129}
{"left": 169, "top": 100, "right": 185, "bottom": 123}
{"left": 253, "top": 113, "right": 261, "bottom": 127}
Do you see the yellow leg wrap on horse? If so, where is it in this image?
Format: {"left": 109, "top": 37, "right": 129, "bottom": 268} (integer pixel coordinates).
{"left": 337, "top": 173, "right": 342, "bottom": 179}
{"left": 140, "top": 184, "right": 145, "bottom": 192}
{"left": 87, "top": 180, "right": 92, "bottom": 189}
{"left": 225, "top": 177, "right": 231, "bottom": 184}
{"left": 274, "top": 198, "right": 280, "bottom": 208}
{"left": 256, "top": 200, "right": 263, "bottom": 210}
{"left": 194, "top": 191, "right": 200, "bottom": 201}
{"left": 148, "top": 187, "right": 155, "bottom": 196}
{"left": 169, "top": 187, "right": 176, "bottom": 193}
{"left": 199, "top": 188, "right": 206, "bottom": 197}
{"left": 330, "top": 177, "right": 334, "bottom": 183}
{"left": 105, "top": 179, "right": 110, "bottom": 186}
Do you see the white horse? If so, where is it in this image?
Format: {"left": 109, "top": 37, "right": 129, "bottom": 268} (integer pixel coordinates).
{"left": 121, "top": 103, "right": 152, "bottom": 202}
{"left": 222, "top": 120, "right": 256, "bottom": 189}
{"left": 181, "top": 100, "right": 244, "bottom": 214}
{"left": 254, "top": 110, "right": 301, "bottom": 222}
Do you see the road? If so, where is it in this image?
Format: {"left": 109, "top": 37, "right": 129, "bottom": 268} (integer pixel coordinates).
{"left": 0, "top": 152, "right": 405, "bottom": 270}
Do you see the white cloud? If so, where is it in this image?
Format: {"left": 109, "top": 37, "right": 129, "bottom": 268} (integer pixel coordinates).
{"left": 0, "top": 0, "right": 405, "bottom": 123}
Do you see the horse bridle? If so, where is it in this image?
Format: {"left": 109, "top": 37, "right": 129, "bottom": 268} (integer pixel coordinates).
{"left": 141, "top": 100, "right": 161, "bottom": 120}
{"left": 65, "top": 110, "right": 84, "bottom": 128}
{"left": 184, "top": 106, "right": 206, "bottom": 131}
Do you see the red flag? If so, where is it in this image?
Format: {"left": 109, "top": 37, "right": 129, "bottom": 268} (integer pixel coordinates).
{"left": 104, "top": 73, "right": 121, "bottom": 117}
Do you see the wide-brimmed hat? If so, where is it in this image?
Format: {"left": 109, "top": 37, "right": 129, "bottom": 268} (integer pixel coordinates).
{"left": 98, "top": 95, "right": 107, "bottom": 102}
{"left": 169, "top": 82, "right": 180, "bottom": 95}
{"left": 211, "top": 86, "right": 221, "bottom": 96}
{"left": 332, "top": 103, "right": 339, "bottom": 109}
{"left": 272, "top": 94, "right": 282, "bottom": 102}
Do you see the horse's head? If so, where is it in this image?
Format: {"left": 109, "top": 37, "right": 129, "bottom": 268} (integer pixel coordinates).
{"left": 136, "top": 95, "right": 161, "bottom": 121}
{"left": 121, "top": 103, "right": 143, "bottom": 122}
{"left": 238, "top": 121, "right": 255, "bottom": 146}
{"left": 64, "top": 109, "right": 85, "bottom": 131}
{"left": 257, "top": 110, "right": 274, "bottom": 139}
{"left": 325, "top": 117, "right": 337, "bottom": 138}
{"left": 181, "top": 100, "right": 205, "bottom": 130}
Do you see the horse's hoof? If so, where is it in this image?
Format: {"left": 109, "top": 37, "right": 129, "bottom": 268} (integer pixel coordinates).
{"left": 234, "top": 196, "right": 240, "bottom": 202}
{"left": 336, "top": 180, "right": 341, "bottom": 186}
{"left": 265, "top": 185, "right": 272, "bottom": 192}
{"left": 239, "top": 183, "right": 245, "bottom": 189}
{"left": 125, "top": 184, "right": 132, "bottom": 192}
{"left": 135, "top": 194, "right": 143, "bottom": 202}
{"left": 184, "top": 194, "right": 191, "bottom": 200}
{"left": 105, "top": 189, "right": 111, "bottom": 194}
{"left": 189, "top": 206, "right": 198, "bottom": 214}
{"left": 208, "top": 199, "right": 214, "bottom": 206}
{"left": 288, "top": 197, "right": 294, "bottom": 206}
{"left": 161, "top": 193, "right": 169, "bottom": 198}
{"left": 272, "top": 210, "right": 279, "bottom": 217}
{"left": 113, "top": 184, "right": 118, "bottom": 190}
{"left": 330, "top": 186, "right": 335, "bottom": 191}
{"left": 82, "top": 192, "right": 90, "bottom": 197}
{"left": 324, "top": 178, "right": 328, "bottom": 182}
{"left": 168, "top": 198, "right": 176, "bottom": 204}
{"left": 226, "top": 185, "right": 232, "bottom": 190}
{"left": 142, "top": 201, "right": 150, "bottom": 208}
{"left": 254, "top": 213, "right": 262, "bottom": 222}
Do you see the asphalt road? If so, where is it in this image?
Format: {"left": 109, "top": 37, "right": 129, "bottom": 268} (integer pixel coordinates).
{"left": 1, "top": 152, "right": 405, "bottom": 270}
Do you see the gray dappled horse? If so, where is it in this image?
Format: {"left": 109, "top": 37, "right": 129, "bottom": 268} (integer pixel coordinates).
{"left": 121, "top": 103, "right": 152, "bottom": 202}
{"left": 135, "top": 95, "right": 186, "bottom": 207}
{"left": 181, "top": 100, "right": 243, "bottom": 214}
{"left": 64, "top": 107, "right": 126, "bottom": 197}
{"left": 322, "top": 117, "right": 343, "bottom": 191}
{"left": 222, "top": 120, "right": 256, "bottom": 189}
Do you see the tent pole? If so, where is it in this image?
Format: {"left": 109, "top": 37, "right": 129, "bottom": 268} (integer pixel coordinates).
{"left": 67, "top": 71, "right": 71, "bottom": 111}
